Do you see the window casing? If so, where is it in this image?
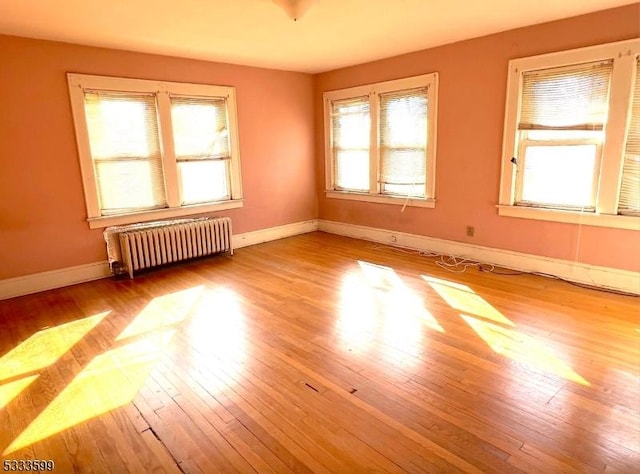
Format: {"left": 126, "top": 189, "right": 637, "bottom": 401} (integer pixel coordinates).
{"left": 324, "top": 73, "right": 438, "bottom": 208}
{"left": 499, "top": 39, "right": 640, "bottom": 230}
{"left": 68, "top": 74, "right": 243, "bottom": 229}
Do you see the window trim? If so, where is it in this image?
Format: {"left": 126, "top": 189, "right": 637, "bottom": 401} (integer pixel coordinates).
{"left": 325, "top": 190, "right": 435, "bottom": 208}
{"left": 323, "top": 73, "right": 438, "bottom": 207}
{"left": 498, "top": 39, "right": 640, "bottom": 230}
{"left": 67, "top": 73, "right": 243, "bottom": 229}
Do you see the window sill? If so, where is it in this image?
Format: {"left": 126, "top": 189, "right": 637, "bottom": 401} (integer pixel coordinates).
{"left": 497, "top": 205, "right": 640, "bottom": 230}
{"left": 326, "top": 191, "right": 435, "bottom": 208}
{"left": 87, "top": 200, "right": 244, "bottom": 229}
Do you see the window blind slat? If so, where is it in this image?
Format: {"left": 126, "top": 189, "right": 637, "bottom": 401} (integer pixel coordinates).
{"left": 619, "top": 58, "right": 640, "bottom": 213}
{"left": 379, "top": 88, "right": 427, "bottom": 196}
{"left": 519, "top": 60, "right": 613, "bottom": 131}
{"left": 331, "top": 97, "right": 370, "bottom": 191}
{"left": 84, "top": 91, "right": 167, "bottom": 215}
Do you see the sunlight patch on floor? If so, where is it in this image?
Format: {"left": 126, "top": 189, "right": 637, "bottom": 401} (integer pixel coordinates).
{"left": 423, "top": 275, "right": 515, "bottom": 326}
{"left": 3, "top": 286, "right": 205, "bottom": 455}
{"left": 0, "top": 311, "right": 110, "bottom": 380}
{"left": 185, "top": 287, "right": 248, "bottom": 379}
{"left": 461, "top": 315, "right": 589, "bottom": 386}
{"left": 422, "top": 275, "right": 589, "bottom": 386}
{"left": 336, "top": 261, "right": 443, "bottom": 361}
{"left": 358, "top": 261, "right": 444, "bottom": 334}
{"left": 3, "top": 330, "right": 175, "bottom": 455}
{"left": 336, "top": 271, "right": 379, "bottom": 354}
{"left": 0, "top": 375, "right": 39, "bottom": 410}
{"left": 116, "top": 286, "right": 204, "bottom": 340}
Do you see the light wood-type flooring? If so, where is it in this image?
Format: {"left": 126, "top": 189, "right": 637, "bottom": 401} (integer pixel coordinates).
{"left": 0, "top": 231, "right": 638, "bottom": 473}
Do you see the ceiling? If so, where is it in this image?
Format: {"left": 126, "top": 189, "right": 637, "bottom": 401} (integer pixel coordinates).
{"left": 0, "top": 0, "right": 635, "bottom": 73}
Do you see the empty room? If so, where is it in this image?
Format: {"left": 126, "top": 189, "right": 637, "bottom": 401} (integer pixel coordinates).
{"left": 0, "top": 0, "right": 639, "bottom": 472}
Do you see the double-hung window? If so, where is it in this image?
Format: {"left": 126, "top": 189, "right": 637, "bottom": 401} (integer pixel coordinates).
{"left": 324, "top": 73, "right": 438, "bottom": 208}
{"left": 499, "top": 39, "right": 640, "bottom": 229}
{"left": 68, "top": 74, "right": 243, "bottom": 229}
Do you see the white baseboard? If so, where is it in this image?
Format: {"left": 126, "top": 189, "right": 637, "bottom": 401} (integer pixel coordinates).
{"left": 0, "top": 219, "right": 320, "bottom": 301}
{"left": 4, "top": 218, "right": 634, "bottom": 300}
{"left": 0, "top": 262, "right": 112, "bottom": 301}
{"left": 318, "top": 220, "right": 640, "bottom": 295}
{"left": 233, "top": 219, "right": 319, "bottom": 249}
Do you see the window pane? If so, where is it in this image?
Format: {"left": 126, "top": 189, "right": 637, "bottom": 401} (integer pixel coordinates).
{"left": 619, "top": 154, "right": 640, "bottom": 213}
{"left": 335, "top": 150, "right": 369, "bottom": 191}
{"left": 331, "top": 97, "right": 370, "bottom": 191}
{"left": 332, "top": 98, "right": 370, "bottom": 149}
{"left": 380, "top": 89, "right": 427, "bottom": 195}
{"left": 178, "top": 160, "right": 229, "bottom": 205}
{"left": 171, "top": 97, "right": 230, "bottom": 159}
{"left": 84, "top": 92, "right": 166, "bottom": 214}
{"left": 520, "top": 145, "right": 596, "bottom": 208}
{"left": 95, "top": 160, "right": 166, "bottom": 214}
{"left": 380, "top": 88, "right": 427, "bottom": 197}
{"left": 379, "top": 149, "right": 426, "bottom": 185}
{"left": 380, "top": 91, "right": 427, "bottom": 147}
{"left": 85, "top": 95, "right": 160, "bottom": 158}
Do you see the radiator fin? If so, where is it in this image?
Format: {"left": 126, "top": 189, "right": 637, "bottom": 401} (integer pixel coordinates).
{"left": 118, "top": 217, "right": 232, "bottom": 278}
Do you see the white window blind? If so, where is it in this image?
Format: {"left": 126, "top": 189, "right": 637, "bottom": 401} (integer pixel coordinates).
{"left": 519, "top": 60, "right": 613, "bottom": 131}
{"left": 331, "top": 97, "right": 370, "bottom": 192}
{"left": 379, "top": 88, "right": 427, "bottom": 197}
{"left": 170, "top": 96, "right": 231, "bottom": 205}
{"left": 84, "top": 91, "right": 167, "bottom": 215}
{"left": 516, "top": 60, "right": 613, "bottom": 210}
{"left": 619, "top": 58, "right": 640, "bottom": 214}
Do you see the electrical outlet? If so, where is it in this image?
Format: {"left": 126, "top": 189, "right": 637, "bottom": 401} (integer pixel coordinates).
{"left": 466, "top": 226, "right": 475, "bottom": 237}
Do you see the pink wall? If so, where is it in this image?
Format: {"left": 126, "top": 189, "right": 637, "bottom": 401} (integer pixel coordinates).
{"left": 315, "top": 3, "right": 640, "bottom": 272}
{"left": 1, "top": 4, "right": 638, "bottom": 281}
{"left": 0, "top": 35, "right": 316, "bottom": 279}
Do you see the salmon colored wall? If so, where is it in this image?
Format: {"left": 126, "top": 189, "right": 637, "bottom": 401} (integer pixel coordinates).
{"left": 0, "top": 35, "right": 316, "bottom": 279}
{"left": 315, "top": 4, "right": 640, "bottom": 272}
{"left": 1, "top": 5, "right": 639, "bottom": 282}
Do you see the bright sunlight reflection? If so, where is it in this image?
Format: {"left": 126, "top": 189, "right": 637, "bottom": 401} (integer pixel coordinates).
{"left": 116, "top": 287, "right": 204, "bottom": 340}
{"left": 183, "top": 288, "right": 248, "bottom": 391}
{"left": 187, "top": 288, "right": 247, "bottom": 362}
{"left": 422, "top": 275, "right": 588, "bottom": 385}
{"left": 0, "top": 375, "right": 38, "bottom": 410}
{"left": 423, "top": 276, "right": 515, "bottom": 326}
{"left": 461, "top": 315, "right": 589, "bottom": 386}
{"left": 3, "top": 287, "right": 204, "bottom": 455}
{"left": 336, "top": 261, "right": 443, "bottom": 362}
{"left": 0, "top": 312, "right": 110, "bottom": 380}
{"left": 4, "top": 331, "right": 176, "bottom": 455}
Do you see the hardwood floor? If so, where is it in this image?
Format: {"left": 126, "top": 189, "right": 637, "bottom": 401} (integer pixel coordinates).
{"left": 0, "top": 231, "right": 638, "bottom": 473}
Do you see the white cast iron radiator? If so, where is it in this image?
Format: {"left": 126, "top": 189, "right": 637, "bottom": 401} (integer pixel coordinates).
{"left": 108, "top": 217, "right": 233, "bottom": 279}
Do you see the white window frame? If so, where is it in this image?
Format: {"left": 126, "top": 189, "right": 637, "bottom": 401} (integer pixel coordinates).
{"left": 323, "top": 73, "right": 438, "bottom": 209}
{"left": 498, "top": 39, "right": 640, "bottom": 231}
{"left": 68, "top": 73, "right": 243, "bottom": 229}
